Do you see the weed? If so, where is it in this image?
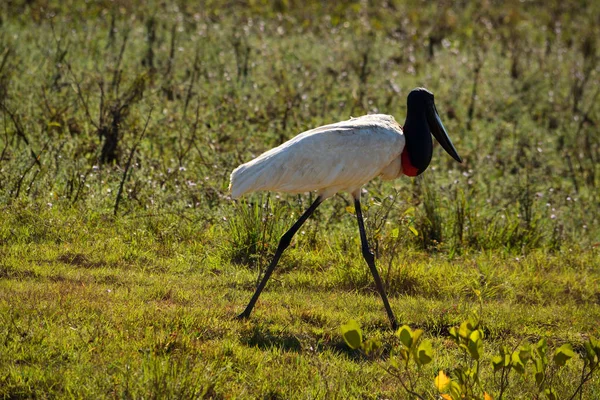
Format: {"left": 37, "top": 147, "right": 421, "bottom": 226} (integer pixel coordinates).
{"left": 228, "top": 195, "right": 289, "bottom": 270}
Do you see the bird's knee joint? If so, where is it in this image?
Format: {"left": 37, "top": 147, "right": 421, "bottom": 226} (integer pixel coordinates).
{"left": 361, "top": 246, "right": 374, "bottom": 262}
{"left": 278, "top": 233, "right": 293, "bottom": 251}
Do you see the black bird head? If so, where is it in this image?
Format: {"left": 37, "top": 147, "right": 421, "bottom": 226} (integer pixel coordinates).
{"left": 401, "top": 87, "right": 462, "bottom": 176}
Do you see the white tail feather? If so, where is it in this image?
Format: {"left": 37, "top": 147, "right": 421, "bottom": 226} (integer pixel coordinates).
{"left": 229, "top": 161, "right": 269, "bottom": 199}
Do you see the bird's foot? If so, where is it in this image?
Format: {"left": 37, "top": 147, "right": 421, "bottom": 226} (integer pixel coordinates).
{"left": 235, "top": 311, "right": 251, "bottom": 320}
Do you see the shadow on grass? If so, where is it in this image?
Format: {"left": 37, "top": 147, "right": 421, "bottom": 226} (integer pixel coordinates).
{"left": 238, "top": 322, "right": 387, "bottom": 361}
{"left": 239, "top": 324, "right": 303, "bottom": 352}
{"left": 57, "top": 252, "right": 107, "bottom": 269}
{"left": 0, "top": 266, "right": 39, "bottom": 279}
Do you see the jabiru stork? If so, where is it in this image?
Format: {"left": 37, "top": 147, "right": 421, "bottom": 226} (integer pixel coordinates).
{"left": 230, "top": 87, "right": 463, "bottom": 330}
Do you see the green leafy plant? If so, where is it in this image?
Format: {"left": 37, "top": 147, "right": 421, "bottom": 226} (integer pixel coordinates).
{"left": 387, "top": 325, "right": 435, "bottom": 399}
{"left": 342, "top": 320, "right": 433, "bottom": 399}
{"left": 340, "top": 319, "right": 382, "bottom": 358}
{"left": 444, "top": 315, "right": 486, "bottom": 399}
{"left": 341, "top": 319, "right": 600, "bottom": 400}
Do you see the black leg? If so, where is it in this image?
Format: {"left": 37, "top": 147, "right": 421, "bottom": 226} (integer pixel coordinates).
{"left": 354, "top": 197, "right": 399, "bottom": 330}
{"left": 237, "top": 196, "right": 323, "bottom": 319}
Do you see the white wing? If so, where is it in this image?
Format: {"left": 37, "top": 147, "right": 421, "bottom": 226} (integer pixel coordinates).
{"left": 230, "top": 114, "right": 405, "bottom": 199}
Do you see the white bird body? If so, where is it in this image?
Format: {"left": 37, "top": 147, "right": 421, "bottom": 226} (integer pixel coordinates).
{"left": 230, "top": 114, "right": 405, "bottom": 199}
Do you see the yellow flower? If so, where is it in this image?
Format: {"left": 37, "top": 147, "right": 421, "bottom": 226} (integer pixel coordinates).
{"left": 434, "top": 370, "right": 450, "bottom": 391}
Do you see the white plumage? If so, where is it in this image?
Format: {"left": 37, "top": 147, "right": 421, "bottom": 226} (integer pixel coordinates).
{"left": 230, "top": 114, "right": 405, "bottom": 199}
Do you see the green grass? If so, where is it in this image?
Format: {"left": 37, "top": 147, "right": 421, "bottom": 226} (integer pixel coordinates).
{"left": 2, "top": 206, "right": 599, "bottom": 398}
{"left": 1, "top": 0, "right": 600, "bottom": 398}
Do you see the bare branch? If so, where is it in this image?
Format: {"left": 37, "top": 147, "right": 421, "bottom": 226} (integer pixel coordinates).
{"left": 114, "top": 107, "right": 153, "bottom": 216}
{"left": 0, "top": 103, "right": 41, "bottom": 166}
{"left": 65, "top": 62, "right": 99, "bottom": 129}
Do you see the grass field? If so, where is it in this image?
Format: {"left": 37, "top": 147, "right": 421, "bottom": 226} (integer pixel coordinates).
{"left": 1, "top": 1, "right": 600, "bottom": 398}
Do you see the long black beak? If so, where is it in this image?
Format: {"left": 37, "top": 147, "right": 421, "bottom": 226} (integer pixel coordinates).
{"left": 427, "top": 102, "right": 462, "bottom": 163}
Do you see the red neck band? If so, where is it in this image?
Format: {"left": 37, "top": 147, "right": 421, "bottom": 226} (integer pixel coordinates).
{"left": 401, "top": 150, "right": 419, "bottom": 177}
